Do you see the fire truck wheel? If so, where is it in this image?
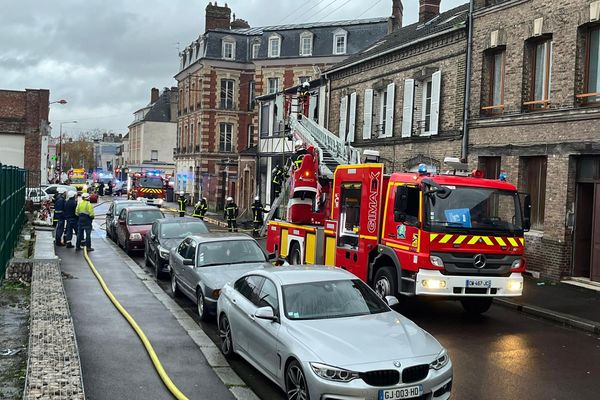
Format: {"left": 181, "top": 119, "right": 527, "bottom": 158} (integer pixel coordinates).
{"left": 460, "top": 298, "right": 493, "bottom": 314}
{"left": 288, "top": 242, "right": 302, "bottom": 265}
{"left": 373, "top": 267, "right": 397, "bottom": 299}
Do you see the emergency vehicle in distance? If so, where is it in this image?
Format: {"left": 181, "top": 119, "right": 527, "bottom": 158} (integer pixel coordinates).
{"left": 128, "top": 171, "right": 166, "bottom": 207}
{"left": 266, "top": 155, "right": 531, "bottom": 314}
{"left": 69, "top": 168, "right": 88, "bottom": 192}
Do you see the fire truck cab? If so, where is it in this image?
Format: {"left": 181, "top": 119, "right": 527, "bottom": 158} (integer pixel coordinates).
{"left": 129, "top": 172, "right": 166, "bottom": 207}
{"left": 267, "top": 162, "right": 530, "bottom": 314}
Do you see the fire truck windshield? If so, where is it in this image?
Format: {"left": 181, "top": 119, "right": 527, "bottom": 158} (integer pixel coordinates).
{"left": 139, "top": 177, "right": 163, "bottom": 188}
{"left": 425, "top": 186, "right": 523, "bottom": 235}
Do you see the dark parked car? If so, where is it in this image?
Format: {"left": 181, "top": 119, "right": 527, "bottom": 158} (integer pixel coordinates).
{"left": 115, "top": 206, "right": 164, "bottom": 254}
{"left": 170, "top": 233, "right": 271, "bottom": 321}
{"left": 145, "top": 217, "right": 209, "bottom": 279}
{"left": 106, "top": 200, "right": 145, "bottom": 241}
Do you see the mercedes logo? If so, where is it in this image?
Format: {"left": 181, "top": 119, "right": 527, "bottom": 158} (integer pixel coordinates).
{"left": 393, "top": 361, "right": 401, "bottom": 368}
{"left": 473, "top": 254, "right": 487, "bottom": 269}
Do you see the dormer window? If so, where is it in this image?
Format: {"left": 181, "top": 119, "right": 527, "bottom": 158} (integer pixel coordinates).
{"left": 268, "top": 34, "right": 281, "bottom": 58}
{"left": 333, "top": 29, "right": 347, "bottom": 55}
{"left": 252, "top": 42, "right": 260, "bottom": 59}
{"left": 222, "top": 38, "right": 236, "bottom": 60}
{"left": 299, "top": 31, "right": 313, "bottom": 56}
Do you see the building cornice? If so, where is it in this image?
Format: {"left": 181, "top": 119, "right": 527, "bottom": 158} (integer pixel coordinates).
{"left": 473, "top": 0, "right": 530, "bottom": 18}
{"left": 469, "top": 107, "right": 600, "bottom": 129}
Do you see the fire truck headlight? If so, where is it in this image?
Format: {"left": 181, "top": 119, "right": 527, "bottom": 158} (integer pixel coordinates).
{"left": 511, "top": 259, "right": 522, "bottom": 270}
{"left": 156, "top": 198, "right": 164, "bottom": 204}
{"left": 129, "top": 233, "right": 142, "bottom": 241}
{"left": 430, "top": 255, "right": 444, "bottom": 267}
{"left": 421, "top": 279, "right": 447, "bottom": 290}
{"left": 508, "top": 281, "right": 523, "bottom": 291}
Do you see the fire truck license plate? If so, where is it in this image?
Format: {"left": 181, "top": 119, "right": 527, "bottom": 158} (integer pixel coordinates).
{"left": 466, "top": 279, "right": 492, "bottom": 288}
{"left": 379, "top": 385, "right": 423, "bottom": 400}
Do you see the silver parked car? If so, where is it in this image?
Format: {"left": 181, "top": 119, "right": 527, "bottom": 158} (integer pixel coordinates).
{"left": 170, "top": 233, "right": 272, "bottom": 321}
{"left": 217, "top": 266, "right": 452, "bottom": 400}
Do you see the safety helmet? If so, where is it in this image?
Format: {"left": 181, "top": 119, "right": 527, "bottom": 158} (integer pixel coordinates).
{"left": 66, "top": 191, "right": 76, "bottom": 199}
{"left": 179, "top": 191, "right": 184, "bottom": 196}
{"left": 58, "top": 187, "right": 66, "bottom": 194}
{"left": 82, "top": 193, "right": 90, "bottom": 199}
{"left": 227, "top": 196, "right": 233, "bottom": 202}
{"left": 202, "top": 197, "right": 207, "bottom": 200}
{"left": 295, "top": 139, "right": 304, "bottom": 150}
{"left": 254, "top": 196, "right": 260, "bottom": 201}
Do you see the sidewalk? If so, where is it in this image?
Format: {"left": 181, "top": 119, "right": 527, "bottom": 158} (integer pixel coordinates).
{"left": 495, "top": 276, "right": 600, "bottom": 334}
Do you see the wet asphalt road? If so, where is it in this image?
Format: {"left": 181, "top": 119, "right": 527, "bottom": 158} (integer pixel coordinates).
{"left": 95, "top": 199, "right": 600, "bottom": 400}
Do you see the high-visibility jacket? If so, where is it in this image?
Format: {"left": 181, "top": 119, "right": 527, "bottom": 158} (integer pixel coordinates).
{"left": 293, "top": 149, "right": 309, "bottom": 168}
{"left": 224, "top": 202, "right": 238, "bottom": 221}
{"left": 251, "top": 201, "right": 264, "bottom": 222}
{"left": 178, "top": 196, "right": 188, "bottom": 212}
{"left": 75, "top": 199, "right": 95, "bottom": 226}
{"left": 272, "top": 168, "right": 283, "bottom": 184}
{"left": 193, "top": 200, "right": 208, "bottom": 218}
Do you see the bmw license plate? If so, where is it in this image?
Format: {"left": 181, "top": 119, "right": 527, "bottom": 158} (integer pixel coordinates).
{"left": 466, "top": 279, "right": 492, "bottom": 288}
{"left": 379, "top": 385, "right": 423, "bottom": 399}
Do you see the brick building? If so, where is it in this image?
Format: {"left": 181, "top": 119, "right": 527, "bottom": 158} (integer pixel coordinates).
{"left": 0, "top": 89, "right": 50, "bottom": 183}
{"left": 174, "top": 2, "right": 390, "bottom": 212}
{"left": 468, "top": 0, "right": 600, "bottom": 282}
{"left": 324, "top": 1, "right": 469, "bottom": 174}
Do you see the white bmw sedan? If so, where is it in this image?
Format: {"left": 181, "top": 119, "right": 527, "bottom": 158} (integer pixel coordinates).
{"left": 217, "top": 266, "right": 452, "bottom": 400}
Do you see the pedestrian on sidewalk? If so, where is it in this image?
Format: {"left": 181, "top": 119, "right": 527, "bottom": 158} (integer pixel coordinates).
{"left": 99, "top": 182, "right": 105, "bottom": 196}
{"left": 54, "top": 188, "right": 67, "bottom": 245}
{"left": 75, "top": 192, "right": 95, "bottom": 252}
{"left": 251, "top": 196, "right": 264, "bottom": 237}
{"left": 224, "top": 197, "right": 238, "bottom": 232}
{"left": 63, "top": 191, "right": 78, "bottom": 248}
{"left": 193, "top": 197, "right": 208, "bottom": 220}
{"left": 178, "top": 191, "right": 188, "bottom": 217}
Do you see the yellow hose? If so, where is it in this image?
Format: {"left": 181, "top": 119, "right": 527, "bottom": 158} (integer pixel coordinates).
{"left": 83, "top": 247, "right": 189, "bottom": 400}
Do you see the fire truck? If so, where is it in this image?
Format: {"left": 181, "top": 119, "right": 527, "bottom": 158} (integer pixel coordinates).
{"left": 266, "top": 152, "right": 531, "bottom": 314}
{"left": 69, "top": 168, "right": 88, "bottom": 192}
{"left": 128, "top": 171, "right": 166, "bottom": 207}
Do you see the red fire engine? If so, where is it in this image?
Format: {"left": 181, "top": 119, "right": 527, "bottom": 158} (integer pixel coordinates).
{"left": 128, "top": 171, "right": 166, "bottom": 207}
{"left": 267, "top": 159, "right": 531, "bottom": 314}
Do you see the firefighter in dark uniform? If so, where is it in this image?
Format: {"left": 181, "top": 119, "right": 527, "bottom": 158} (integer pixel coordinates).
{"left": 177, "top": 191, "right": 188, "bottom": 217}
{"left": 293, "top": 140, "right": 309, "bottom": 170}
{"left": 53, "top": 188, "right": 67, "bottom": 245}
{"left": 271, "top": 164, "right": 284, "bottom": 203}
{"left": 224, "top": 197, "right": 239, "bottom": 232}
{"left": 251, "top": 196, "right": 264, "bottom": 237}
{"left": 193, "top": 197, "right": 208, "bottom": 220}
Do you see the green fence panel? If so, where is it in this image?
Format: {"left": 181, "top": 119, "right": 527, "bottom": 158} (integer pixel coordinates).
{"left": 0, "top": 163, "right": 27, "bottom": 283}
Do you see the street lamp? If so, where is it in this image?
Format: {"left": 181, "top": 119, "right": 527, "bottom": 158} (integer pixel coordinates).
{"left": 59, "top": 121, "right": 77, "bottom": 177}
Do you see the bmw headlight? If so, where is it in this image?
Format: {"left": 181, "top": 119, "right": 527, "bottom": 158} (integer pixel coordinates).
{"left": 158, "top": 246, "right": 170, "bottom": 259}
{"left": 310, "top": 362, "right": 359, "bottom": 382}
{"left": 429, "top": 349, "right": 449, "bottom": 370}
{"left": 129, "top": 233, "right": 142, "bottom": 240}
{"left": 157, "top": 198, "right": 164, "bottom": 204}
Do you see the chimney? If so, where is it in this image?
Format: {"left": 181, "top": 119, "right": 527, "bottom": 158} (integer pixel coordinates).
{"left": 391, "top": 0, "right": 403, "bottom": 31}
{"left": 419, "top": 0, "right": 441, "bottom": 23}
{"left": 205, "top": 1, "right": 231, "bottom": 32}
{"left": 150, "top": 88, "right": 159, "bottom": 103}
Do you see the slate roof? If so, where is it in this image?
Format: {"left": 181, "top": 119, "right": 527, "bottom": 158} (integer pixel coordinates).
{"left": 143, "top": 89, "right": 173, "bottom": 123}
{"left": 325, "top": 4, "right": 469, "bottom": 74}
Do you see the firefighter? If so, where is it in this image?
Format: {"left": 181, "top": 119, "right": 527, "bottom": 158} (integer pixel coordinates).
{"left": 224, "top": 197, "right": 239, "bottom": 232}
{"left": 251, "top": 196, "right": 264, "bottom": 237}
{"left": 75, "top": 192, "right": 94, "bottom": 251}
{"left": 177, "top": 191, "right": 188, "bottom": 217}
{"left": 193, "top": 197, "right": 208, "bottom": 220}
{"left": 292, "top": 140, "right": 309, "bottom": 169}
{"left": 53, "top": 188, "right": 67, "bottom": 245}
{"left": 271, "top": 163, "right": 284, "bottom": 202}
{"left": 63, "top": 191, "right": 78, "bottom": 248}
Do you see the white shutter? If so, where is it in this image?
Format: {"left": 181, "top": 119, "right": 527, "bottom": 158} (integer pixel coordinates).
{"left": 384, "top": 83, "right": 395, "bottom": 138}
{"left": 338, "top": 95, "right": 348, "bottom": 139}
{"left": 430, "top": 71, "right": 441, "bottom": 136}
{"left": 362, "top": 89, "right": 374, "bottom": 140}
{"left": 347, "top": 92, "right": 357, "bottom": 143}
{"left": 401, "top": 79, "right": 414, "bottom": 138}
{"left": 318, "top": 86, "right": 326, "bottom": 125}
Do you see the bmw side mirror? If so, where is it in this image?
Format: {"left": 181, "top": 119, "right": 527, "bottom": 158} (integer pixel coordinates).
{"left": 255, "top": 306, "right": 277, "bottom": 321}
{"left": 183, "top": 259, "right": 194, "bottom": 266}
{"left": 385, "top": 296, "right": 399, "bottom": 307}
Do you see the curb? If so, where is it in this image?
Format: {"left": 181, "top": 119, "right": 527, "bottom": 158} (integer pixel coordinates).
{"left": 494, "top": 298, "right": 600, "bottom": 335}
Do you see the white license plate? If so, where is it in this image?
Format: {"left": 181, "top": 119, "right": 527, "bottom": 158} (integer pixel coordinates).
{"left": 466, "top": 279, "right": 492, "bottom": 288}
{"left": 379, "top": 385, "right": 423, "bottom": 400}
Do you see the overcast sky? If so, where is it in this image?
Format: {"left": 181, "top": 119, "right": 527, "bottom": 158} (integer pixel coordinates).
{"left": 1, "top": 0, "right": 466, "bottom": 138}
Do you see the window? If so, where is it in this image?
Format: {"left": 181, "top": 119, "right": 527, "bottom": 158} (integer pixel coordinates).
{"left": 581, "top": 26, "right": 600, "bottom": 103}
{"left": 177, "top": 240, "right": 190, "bottom": 257}
{"left": 478, "top": 156, "right": 501, "bottom": 179}
{"left": 522, "top": 156, "right": 547, "bottom": 229}
{"left": 247, "top": 124, "right": 254, "bottom": 148}
{"left": 236, "top": 275, "right": 265, "bottom": 305}
{"left": 378, "top": 88, "right": 388, "bottom": 136}
{"left": 422, "top": 79, "right": 433, "bottom": 133}
{"left": 333, "top": 30, "right": 347, "bottom": 55}
{"left": 299, "top": 32, "right": 313, "bottom": 56}
{"left": 337, "top": 184, "right": 361, "bottom": 248}
{"left": 248, "top": 80, "right": 256, "bottom": 110}
{"left": 252, "top": 43, "right": 260, "bottom": 59}
{"left": 150, "top": 150, "right": 158, "bottom": 161}
{"left": 299, "top": 76, "right": 311, "bottom": 84}
{"left": 219, "top": 123, "right": 233, "bottom": 152}
{"left": 268, "top": 35, "right": 281, "bottom": 58}
{"left": 220, "top": 79, "right": 234, "bottom": 110}
{"left": 482, "top": 49, "right": 505, "bottom": 113}
{"left": 267, "top": 77, "right": 279, "bottom": 94}
{"left": 525, "top": 38, "right": 552, "bottom": 110}
{"left": 222, "top": 40, "right": 235, "bottom": 60}
{"left": 186, "top": 241, "right": 197, "bottom": 263}
{"left": 258, "top": 279, "right": 278, "bottom": 312}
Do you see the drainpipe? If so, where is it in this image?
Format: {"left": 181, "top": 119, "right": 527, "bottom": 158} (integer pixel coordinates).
{"left": 461, "top": 0, "right": 475, "bottom": 162}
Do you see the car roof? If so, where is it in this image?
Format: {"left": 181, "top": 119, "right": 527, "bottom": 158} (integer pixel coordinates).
{"left": 157, "top": 217, "right": 204, "bottom": 224}
{"left": 188, "top": 233, "right": 255, "bottom": 243}
{"left": 256, "top": 265, "right": 356, "bottom": 285}
{"left": 124, "top": 205, "right": 163, "bottom": 212}
{"left": 114, "top": 199, "right": 144, "bottom": 205}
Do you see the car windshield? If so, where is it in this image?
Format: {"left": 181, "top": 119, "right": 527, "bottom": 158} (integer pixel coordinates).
{"left": 127, "top": 210, "right": 164, "bottom": 225}
{"left": 160, "top": 222, "right": 208, "bottom": 238}
{"left": 139, "top": 178, "right": 163, "bottom": 188}
{"left": 425, "top": 186, "right": 523, "bottom": 235}
{"left": 283, "top": 279, "right": 389, "bottom": 320}
{"left": 196, "top": 240, "right": 265, "bottom": 267}
{"left": 115, "top": 201, "right": 144, "bottom": 215}
{"left": 71, "top": 178, "right": 85, "bottom": 184}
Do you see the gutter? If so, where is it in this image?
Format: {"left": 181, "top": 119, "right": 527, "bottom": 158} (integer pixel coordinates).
{"left": 461, "top": 0, "right": 475, "bottom": 162}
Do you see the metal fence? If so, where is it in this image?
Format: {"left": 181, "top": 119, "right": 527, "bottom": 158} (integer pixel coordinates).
{"left": 0, "top": 163, "right": 27, "bottom": 282}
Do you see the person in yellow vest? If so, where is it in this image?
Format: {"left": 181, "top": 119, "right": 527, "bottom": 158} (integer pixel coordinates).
{"left": 75, "top": 192, "right": 95, "bottom": 251}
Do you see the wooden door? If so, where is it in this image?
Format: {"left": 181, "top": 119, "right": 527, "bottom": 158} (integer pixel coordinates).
{"left": 591, "top": 184, "right": 600, "bottom": 282}
{"left": 573, "top": 183, "right": 593, "bottom": 277}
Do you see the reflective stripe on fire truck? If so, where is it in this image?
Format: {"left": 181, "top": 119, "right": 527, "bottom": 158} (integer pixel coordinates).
{"left": 429, "top": 233, "right": 524, "bottom": 248}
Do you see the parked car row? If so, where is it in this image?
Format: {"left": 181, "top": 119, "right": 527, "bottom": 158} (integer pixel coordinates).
{"left": 105, "top": 199, "right": 454, "bottom": 400}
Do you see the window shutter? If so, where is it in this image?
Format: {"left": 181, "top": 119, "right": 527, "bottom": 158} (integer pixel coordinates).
{"left": 401, "top": 79, "right": 414, "bottom": 138}
{"left": 430, "top": 71, "right": 441, "bottom": 136}
{"left": 318, "top": 86, "right": 326, "bottom": 125}
{"left": 385, "top": 83, "right": 395, "bottom": 137}
{"left": 362, "top": 89, "right": 374, "bottom": 140}
{"left": 339, "top": 95, "right": 348, "bottom": 139}
{"left": 347, "top": 92, "right": 357, "bottom": 142}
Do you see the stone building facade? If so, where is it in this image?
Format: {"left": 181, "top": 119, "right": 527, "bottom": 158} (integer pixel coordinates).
{"left": 325, "top": 2, "right": 468, "bottom": 174}
{"left": 468, "top": 0, "right": 600, "bottom": 282}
